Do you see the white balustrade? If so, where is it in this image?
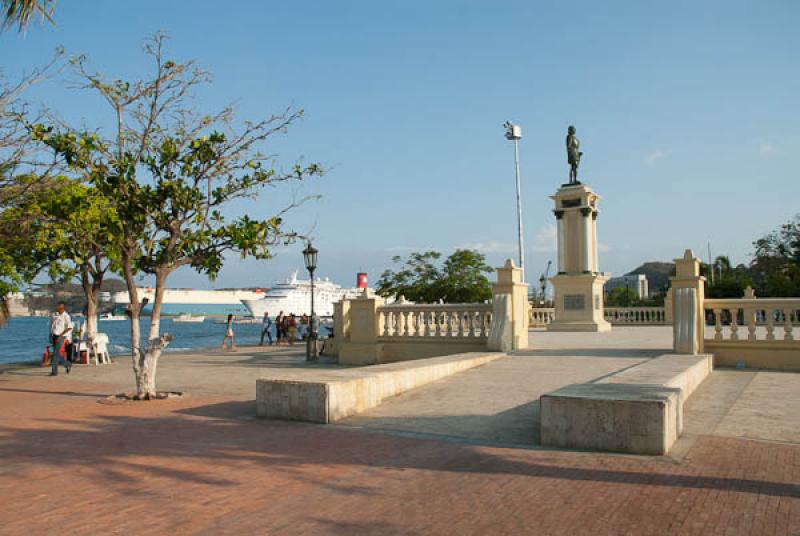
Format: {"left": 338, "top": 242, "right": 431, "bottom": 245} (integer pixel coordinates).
{"left": 704, "top": 298, "right": 799, "bottom": 342}
{"left": 378, "top": 304, "right": 492, "bottom": 339}
{"left": 604, "top": 307, "right": 667, "bottom": 325}
{"left": 529, "top": 308, "right": 555, "bottom": 327}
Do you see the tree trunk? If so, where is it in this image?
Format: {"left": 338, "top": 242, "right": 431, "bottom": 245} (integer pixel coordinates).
{"left": 80, "top": 266, "right": 101, "bottom": 342}
{"left": 129, "top": 269, "right": 172, "bottom": 399}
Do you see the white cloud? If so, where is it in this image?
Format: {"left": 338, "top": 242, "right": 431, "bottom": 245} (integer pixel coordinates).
{"left": 457, "top": 241, "right": 517, "bottom": 254}
{"left": 759, "top": 142, "right": 778, "bottom": 157}
{"left": 531, "top": 224, "right": 557, "bottom": 252}
{"left": 643, "top": 150, "right": 667, "bottom": 166}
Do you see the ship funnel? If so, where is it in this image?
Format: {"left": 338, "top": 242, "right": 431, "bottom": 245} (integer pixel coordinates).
{"left": 357, "top": 272, "right": 368, "bottom": 289}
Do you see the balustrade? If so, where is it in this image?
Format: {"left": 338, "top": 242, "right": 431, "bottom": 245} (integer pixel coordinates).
{"left": 603, "top": 307, "right": 666, "bottom": 325}
{"left": 704, "top": 298, "right": 799, "bottom": 342}
{"left": 378, "top": 304, "right": 492, "bottom": 339}
{"left": 529, "top": 308, "right": 555, "bottom": 327}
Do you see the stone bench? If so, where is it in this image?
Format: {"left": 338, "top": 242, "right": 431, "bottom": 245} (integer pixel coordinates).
{"left": 256, "top": 352, "right": 505, "bottom": 423}
{"left": 540, "top": 353, "right": 713, "bottom": 455}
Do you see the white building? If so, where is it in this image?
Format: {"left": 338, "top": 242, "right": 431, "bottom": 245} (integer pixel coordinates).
{"left": 605, "top": 274, "right": 649, "bottom": 299}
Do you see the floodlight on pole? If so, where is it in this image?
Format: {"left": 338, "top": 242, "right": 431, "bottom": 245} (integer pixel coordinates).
{"left": 503, "top": 121, "right": 525, "bottom": 282}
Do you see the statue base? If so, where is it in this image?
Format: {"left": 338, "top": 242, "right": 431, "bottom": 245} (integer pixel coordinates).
{"left": 547, "top": 273, "right": 611, "bottom": 332}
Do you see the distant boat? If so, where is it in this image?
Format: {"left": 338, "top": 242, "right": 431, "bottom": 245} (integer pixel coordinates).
{"left": 100, "top": 312, "right": 126, "bottom": 321}
{"left": 172, "top": 314, "right": 205, "bottom": 323}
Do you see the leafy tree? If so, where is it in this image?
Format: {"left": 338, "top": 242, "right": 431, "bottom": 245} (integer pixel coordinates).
{"left": 377, "top": 249, "right": 492, "bottom": 303}
{"left": 605, "top": 287, "right": 639, "bottom": 307}
{"left": 0, "top": 177, "right": 119, "bottom": 338}
{"left": 750, "top": 214, "right": 800, "bottom": 297}
{"left": 32, "top": 33, "right": 322, "bottom": 398}
{"left": 1, "top": 0, "right": 55, "bottom": 31}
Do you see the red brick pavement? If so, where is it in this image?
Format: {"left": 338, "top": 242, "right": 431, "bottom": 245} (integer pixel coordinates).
{"left": 0, "top": 375, "right": 797, "bottom": 536}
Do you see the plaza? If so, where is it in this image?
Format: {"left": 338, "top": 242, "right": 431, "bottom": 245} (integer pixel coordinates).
{"left": 0, "top": 328, "right": 798, "bottom": 535}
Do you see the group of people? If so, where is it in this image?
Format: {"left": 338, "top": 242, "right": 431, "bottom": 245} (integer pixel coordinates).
{"left": 258, "top": 311, "right": 317, "bottom": 346}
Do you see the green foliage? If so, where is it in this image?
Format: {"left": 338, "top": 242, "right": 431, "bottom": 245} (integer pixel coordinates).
{"left": 750, "top": 214, "right": 800, "bottom": 297}
{"left": 605, "top": 287, "right": 639, "bottom": 307}
{"left": 376, "top": 249, "right": 493, "bottom": 303}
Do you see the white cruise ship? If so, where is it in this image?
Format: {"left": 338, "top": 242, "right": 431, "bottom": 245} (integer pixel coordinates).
{"left": 241, "top": 272, "right": 366, "bottom": 318}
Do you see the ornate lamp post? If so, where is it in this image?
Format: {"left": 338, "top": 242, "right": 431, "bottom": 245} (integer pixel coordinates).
{"left": 302, "top": 242, "right": 318, "bottom": 361}
{"left": 504, "top": 121, "right": 525, "bottom": 282}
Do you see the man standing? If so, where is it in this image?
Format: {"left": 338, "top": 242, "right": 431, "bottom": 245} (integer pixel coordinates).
{"left": 49, "top": 302, "right": 72, "bottom": 376}
{"left": 259, "top": 311, "right": 273, "bottom": 346}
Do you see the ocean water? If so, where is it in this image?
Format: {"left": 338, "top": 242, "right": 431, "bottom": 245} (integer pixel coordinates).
{"left": 0, "top": 316, "right": 327, "bottom": 364}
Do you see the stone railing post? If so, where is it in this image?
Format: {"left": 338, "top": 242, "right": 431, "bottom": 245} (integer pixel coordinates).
{"left": 670, "top": 249, "right": 706, "bottom": 354}
{"left": 338, "top": 289, "right": 385, "bottom": 365}
{"left": 664, "top": 287, "right": 673, "bottom": 325}
{"left": 492, "top": 259, "right": 530, "bottom": 350}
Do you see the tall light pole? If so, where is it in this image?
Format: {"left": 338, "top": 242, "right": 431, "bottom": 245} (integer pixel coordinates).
{"left": 302, "top": 241, "right": 318, "bottom": 361}
{"left": 504, "top": 121, "right": 525, "bottom": 281}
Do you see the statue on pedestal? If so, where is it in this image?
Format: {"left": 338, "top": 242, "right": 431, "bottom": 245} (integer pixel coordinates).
{"left": 566, "top": 125, "right": 582, "bottom": 184}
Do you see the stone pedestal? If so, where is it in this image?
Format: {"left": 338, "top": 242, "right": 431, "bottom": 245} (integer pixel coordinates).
{"left": 547, "top": 182, "right": 611, "bottom": 332}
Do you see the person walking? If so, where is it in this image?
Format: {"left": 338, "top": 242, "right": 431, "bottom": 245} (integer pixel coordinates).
{"left": 49, "top": 302, "right": 72, "bottom": 376}
{"left": 221, "top": 314, "right": 237, "bottom": 352}
{"left": 288, "top": 314, "right": 298, "bottom": 345}
{"left": 259, "top": 311, "right": 273, "bottom": 346}
{"left": 275, "top": 311, "right": 284, "bottom": 345}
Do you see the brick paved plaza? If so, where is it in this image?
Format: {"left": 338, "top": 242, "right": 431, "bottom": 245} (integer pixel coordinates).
{"left": 0, "top": 329, "right": 798, "bottom": 535}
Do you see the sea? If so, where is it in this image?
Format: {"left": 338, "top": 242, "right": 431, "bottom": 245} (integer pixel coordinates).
{"left": 0, "top": 316, "right": 328, "bottom": 365}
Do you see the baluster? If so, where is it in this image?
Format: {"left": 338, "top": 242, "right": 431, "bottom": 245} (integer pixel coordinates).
{"left": 729, "top": 308, "right": 739, "bottom": 341}
{"left": 783, "top": 308, "right": 794, "bottom": 341}
{"left": 713, "top": 309, "right": 722, "bottom": 340}
{"left": 747, "top": 306, "right": 757, "bottom": 341}
{"left": 444, "top": 311, "right": 452, "bottom": 336}
{"left": 412, "top": 311, "right": 420, "bottom": 336}
{"left": 456, "top": 311, "right": 464, "bottom": 337}
{"left": 479, "top": 311, "right": 487, "bottom": 337}
{"left": 435, "top": 312, "right": 442, "bottom": 336}
{"left": 766, "top": 308, "right": 775, "bottom": 341}
{"left": 423, "top": 311, "right": 431, "bottom": 337}
{"left": 382, "top": 311, "right": 390, "bottom": 337}
{"left": 468, "top": 311, "right": 475, "bottom": 337}
{"left": 402, "top": 311, "right": 410, "bottom": 336}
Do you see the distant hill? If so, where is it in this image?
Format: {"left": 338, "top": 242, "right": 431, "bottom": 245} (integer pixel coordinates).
{"left": 626, "top": 262, "right": 674, "bottom": 294}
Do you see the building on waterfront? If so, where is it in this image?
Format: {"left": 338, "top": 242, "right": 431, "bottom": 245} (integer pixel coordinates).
{"left": 604, "top": 274, "right": 649, "bottom": 299}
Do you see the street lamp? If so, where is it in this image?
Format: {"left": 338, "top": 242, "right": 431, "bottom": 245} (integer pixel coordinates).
{"left": 302, "top": 242, "right": 318, "bottom": 361}
{"left": 504, "top": 121, "right": 525, "bottom": 282}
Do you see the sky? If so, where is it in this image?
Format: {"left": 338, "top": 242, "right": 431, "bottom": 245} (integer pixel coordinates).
{"left": 2, "top": 1, "right": 798, "bottom": 290}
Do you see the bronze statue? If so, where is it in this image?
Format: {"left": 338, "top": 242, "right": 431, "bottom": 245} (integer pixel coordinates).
{"left": 566, "top": 125, "right": 582, "bottom": 184}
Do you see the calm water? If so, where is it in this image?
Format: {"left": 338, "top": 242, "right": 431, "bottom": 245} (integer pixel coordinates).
{"left": 0, "top": 316, "right": 327, "bottom": 364}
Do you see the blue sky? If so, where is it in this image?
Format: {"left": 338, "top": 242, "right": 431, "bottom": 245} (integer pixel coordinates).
{"left": 2, "top": 1, "right": 798, "bottom": 289}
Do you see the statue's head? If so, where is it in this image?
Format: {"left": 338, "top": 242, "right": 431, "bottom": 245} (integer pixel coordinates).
{"left": 568, "top": 125, "right": 576, "bottom": 135}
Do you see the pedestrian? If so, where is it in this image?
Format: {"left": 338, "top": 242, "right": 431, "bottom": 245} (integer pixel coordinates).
{"left": 49, "top": 302, "right": 72, "bottom": 376}
{"left": 259, "top": 311, "right": 273, "bottom": 346}
{"left": 288, "top": 314, "right": 297, "bottom": 345}
{"left": 221, "top": 314, "right": 237, "bottom": 351}
{"left": 275, "top": 311, "right": 284, "bottom": 345}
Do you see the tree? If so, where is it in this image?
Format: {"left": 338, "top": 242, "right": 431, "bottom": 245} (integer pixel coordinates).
{"left": 0, "top": 53, "right": 61, "bottom": 324}
{"left": 0, "top": 177, "right": 119, "bottom": 338}
{"left": 1, "top": 0, "right": 55, "bottom": 32}
{"left": 750, "top": 214, "right": 800, "bottom": 297}
{"left": 605, "top": 287, "right": 639, "bottom": 307}
{"left": 377, "top": 249, "right": 492, "bottom": 303}
{"left": 32, "top": 33, "right": 322, "bottom": 398}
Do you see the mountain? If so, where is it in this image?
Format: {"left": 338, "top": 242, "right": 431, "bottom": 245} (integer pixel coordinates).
{"left": 626, "top": 262, "right": 674, "bottom": 294}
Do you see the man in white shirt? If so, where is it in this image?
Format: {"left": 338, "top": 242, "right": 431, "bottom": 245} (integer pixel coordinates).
{"left": 49, "top": 302, "right": 72, "bottom": 376}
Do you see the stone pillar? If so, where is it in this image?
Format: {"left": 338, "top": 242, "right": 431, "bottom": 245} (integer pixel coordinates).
{"left": 492, "top": 259, "right": 529, "bottom": 350}
{"left": 669, "top": 250, "right": 706, "bottom": 354}
{"left": 338, "top": 289, "right": 386, "bottom": 365}
{"left": 581, "top": 208, "right": 592, "bottom": 273}
{"left": 555, "top": 211, "right": 566, "bottom": 274}
{"left": 592, "top": 211, "right": 599, "bottom": 273}
{"left": 548, "top": 182, "right": 611, "bottom": 332}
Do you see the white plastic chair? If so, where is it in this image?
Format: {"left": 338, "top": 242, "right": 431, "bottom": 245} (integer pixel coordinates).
{"left": 91, "top": 333, "right": 111, "bottom": 365}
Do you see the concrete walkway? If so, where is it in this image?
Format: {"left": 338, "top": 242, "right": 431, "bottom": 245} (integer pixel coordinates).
{"left": 338, "top": 327, "right": 668, "bottom": 445}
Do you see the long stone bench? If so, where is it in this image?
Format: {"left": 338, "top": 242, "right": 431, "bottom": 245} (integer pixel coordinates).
{"left": 256, "top": 352, "right": 505, "bottom": 423}
{"left": 540, "top": 353, "right": 713, "bottom": 455}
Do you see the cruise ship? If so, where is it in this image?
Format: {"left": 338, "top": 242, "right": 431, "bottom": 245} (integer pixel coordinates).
{"left": 241, "top": 272, "right": 368, "bottom": 318}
